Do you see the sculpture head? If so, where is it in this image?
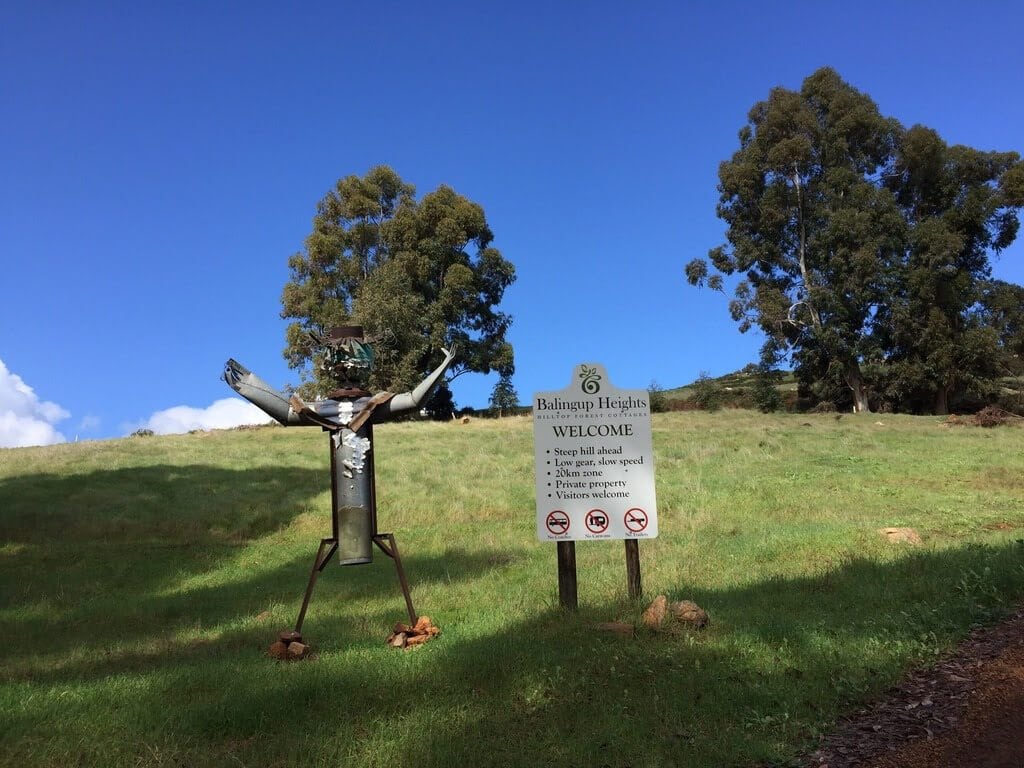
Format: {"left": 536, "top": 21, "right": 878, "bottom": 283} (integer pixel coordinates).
{"left": 314, "top": 326, "right": 375, "bottom": 390}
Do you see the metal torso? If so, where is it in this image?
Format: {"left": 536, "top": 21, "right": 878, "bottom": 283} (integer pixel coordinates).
{"left": 329, "top": 397, "right": 377, "bottom": 565}
{"left": 331, "top": 421, "right": 376, "bottom": 565}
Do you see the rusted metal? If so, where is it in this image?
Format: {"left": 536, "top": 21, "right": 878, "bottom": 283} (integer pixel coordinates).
{"left": 329, "top": 325, "right": 364, "bottom": 340}
{"left": 367, "top": 423, "right": 379, "bottom": 537}
{"left": 295, "top": 537, "right": 339, "bottom": 634}
{"left": 373, "top": 533, "right": 417, "bottom": 625}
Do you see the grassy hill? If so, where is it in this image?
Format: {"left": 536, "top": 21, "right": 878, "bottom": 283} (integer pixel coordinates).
{"left": 659, "top": 369, "right": 1024, "bottom": 414}
{"left": 659, "top": 367, "right": 798, "bottom": 409}
{"left": 2, "top": 412, "right": 1024, "bottom": 767}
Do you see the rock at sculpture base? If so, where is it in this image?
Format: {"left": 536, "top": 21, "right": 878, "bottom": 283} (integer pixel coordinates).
{"left": 269, "top": 641, "right": 289, "bottom": 660}
{"left": 269, "top": 631, "right": 312, "bottom": 660}
{"left": 386, "top": 616, "right": 440, "bottom": 650}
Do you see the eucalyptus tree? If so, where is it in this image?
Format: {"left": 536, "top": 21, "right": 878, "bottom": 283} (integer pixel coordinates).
{"left": 980, "top": 280, "right": 1024, "bottom": 376}
{"left": 688, "top": 67, "right": 1024, "bottom": 414}
{"left": 880, "top": 127, "right": 1023, "bottom": 413}
{"left": 686, "top": 67, "right": 905, "bottom": 412}
{"left": 282, "top": 166, "right": 516, "bottom": 397}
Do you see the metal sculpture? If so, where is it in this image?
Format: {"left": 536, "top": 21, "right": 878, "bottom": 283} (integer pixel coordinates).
{"left": 224, "top": 326, "right": 455, "bottom": 642}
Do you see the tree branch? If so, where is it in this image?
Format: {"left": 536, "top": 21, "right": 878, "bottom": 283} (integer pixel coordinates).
{"left": 793, "top": 165, "right": 824, "bottom": 333}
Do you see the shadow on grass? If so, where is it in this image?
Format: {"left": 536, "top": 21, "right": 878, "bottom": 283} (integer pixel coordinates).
{"left": 0, "top": 464, "right": 327, "bottom": 544}
{"left": 4, "top": 536, "right": 1024, "bottom": 767}
{"left": 1, "top": 542, "right": 529, "bottom": 677}
{"left": 0, "top": 464, "right": 528, "bottom": 676}
{"left": 345, "top": 540, "right": 1024, "bottom": 768}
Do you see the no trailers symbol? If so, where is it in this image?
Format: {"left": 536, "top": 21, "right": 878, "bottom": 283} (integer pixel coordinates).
{"left": 623, "top": 508, "right": 649, "bottom": 533}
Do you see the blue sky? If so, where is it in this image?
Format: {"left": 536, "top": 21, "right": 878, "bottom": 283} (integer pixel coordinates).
{"left": 2, "top": 2, "right": 1023, "bottom": 446}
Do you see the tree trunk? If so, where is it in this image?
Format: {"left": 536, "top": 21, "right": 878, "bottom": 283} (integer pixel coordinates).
{"left": 933, "top": 387, "right": 950, "bottom": 416}
{"left": 845, "top": 362, "right": 872, "bottom": 414}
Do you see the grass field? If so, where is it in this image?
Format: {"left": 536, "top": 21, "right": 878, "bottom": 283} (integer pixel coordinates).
{"left": 2, "top": 411, "right": 1023, "bottom": 767}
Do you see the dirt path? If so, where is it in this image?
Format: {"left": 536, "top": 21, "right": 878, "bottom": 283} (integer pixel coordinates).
{"left": 803, "top": 608, "right": 1024, "bottom": 767}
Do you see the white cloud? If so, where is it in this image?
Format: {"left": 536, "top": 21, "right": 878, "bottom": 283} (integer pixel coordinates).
{"left": 141, "top": 397, "right": 272, "bottom": 435}
{"left": 0, "top": 358, "right": 70, "bottom": 448}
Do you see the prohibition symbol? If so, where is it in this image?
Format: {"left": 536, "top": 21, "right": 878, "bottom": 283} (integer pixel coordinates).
{"left": 546, "top": 510, "right": 570, "bottom": 536}
{"left": 623, "top": 508, "right": 649, "bottom": 533}
{"left": 585, "top": 508, "right": 609, "bottom": 534}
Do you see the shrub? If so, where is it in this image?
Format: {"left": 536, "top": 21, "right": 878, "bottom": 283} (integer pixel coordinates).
{"left": 996, "top": 390, "right": 1024, "bottom": 417}
{"left": 648, "top": 381, "right": 668, "bottom": 413}
{"left": 751, "top": 368, "right": 782, "bottom": 413}
{"left": 780, "top": 391, "right": 800, "bottom": 412}
{"left": 692, "top": 372, "right": 724, "bottom": 412}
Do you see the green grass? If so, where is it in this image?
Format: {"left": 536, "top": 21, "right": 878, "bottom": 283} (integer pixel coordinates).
{"left": 2, "top": 412, "right": 1023, "bottom": 767}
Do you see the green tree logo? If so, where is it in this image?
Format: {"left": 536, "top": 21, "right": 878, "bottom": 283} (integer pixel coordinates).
{"left": 579, "top": 365, "right": 602, "bottom": 394}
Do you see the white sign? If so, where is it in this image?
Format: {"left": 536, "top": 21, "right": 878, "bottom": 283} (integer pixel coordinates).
{"left": 533, "top": 363, "right": 658, "bottom": 542}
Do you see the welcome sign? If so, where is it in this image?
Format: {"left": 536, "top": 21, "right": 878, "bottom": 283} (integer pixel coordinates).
{"left": 533, "top": 364, "right": 658, "bottom": 542}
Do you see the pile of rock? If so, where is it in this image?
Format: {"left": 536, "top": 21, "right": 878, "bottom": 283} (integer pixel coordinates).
{"left": 269, "top": 630, "right": 311, "bottom": 660}
{"left": 641, "top": 595, "right": 709, "bottom": 630}
{"left": 387, "top": 616, "right": 440, "bottom": 649}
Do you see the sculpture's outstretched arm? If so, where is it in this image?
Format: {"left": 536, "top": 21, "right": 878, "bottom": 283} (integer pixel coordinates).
{"left": 378, "top": 347, "right": 457, "bottom": 419}
{"left": 223, "top": 359, "right": 304, "bottom": 426}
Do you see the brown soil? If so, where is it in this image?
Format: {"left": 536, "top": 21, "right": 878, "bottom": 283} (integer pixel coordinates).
{"left": 801, "top": 608, "right": 1024, "bottom": 767}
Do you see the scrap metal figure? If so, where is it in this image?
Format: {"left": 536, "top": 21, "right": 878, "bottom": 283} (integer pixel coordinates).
{"left": 224, "top": 326, "right": 454, "bottom": 641}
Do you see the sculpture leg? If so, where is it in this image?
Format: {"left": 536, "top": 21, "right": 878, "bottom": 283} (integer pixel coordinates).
{"left": 295, "top": 537, "right": 339, "bottom": 634}
{"left": 373, "top": 533, "right": 417, "bottom": 625}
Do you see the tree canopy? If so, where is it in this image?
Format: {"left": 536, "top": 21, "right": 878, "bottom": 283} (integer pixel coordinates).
{"left": 488, "top": 373, "right": 520, "bottom": 416}
{"left": 878, "top": 128, "right": 1023, "bottom": 413}
{"left": 282, "top": 166, "right": 516, "bottom": 397}
{"left": 686, "top": 67, "right": 1023, "bottom": 414}
{"left": 980, "top": 280, "right": 1024, "bottom": 376}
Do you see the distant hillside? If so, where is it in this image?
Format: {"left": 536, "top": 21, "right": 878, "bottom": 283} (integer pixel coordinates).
{"left": 658, "top": 367, "right": 797, "bottom": 410}
{"left": 658, "top": 369, "right": 1024, "bottom": 414}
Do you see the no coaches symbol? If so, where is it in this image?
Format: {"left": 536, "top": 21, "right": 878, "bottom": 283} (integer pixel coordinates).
{"left": 546, "top": 510, "right": 570, "bottom": 536}
{"left": 623, "top": 508, "right": 649, "bottom": 533}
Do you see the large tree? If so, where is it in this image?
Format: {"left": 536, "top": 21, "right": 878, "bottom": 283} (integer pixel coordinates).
{"left": 878, "top": 128, "right": 1024, "bottom": 413}
{"left": 980, "top": 280, "right": 1024, "bottom": 376}
{"left": 282, "top": 166, "right": 516, "bottom": 396}
{"left": 686, "top": 67, "right": 904, "bottom": 412}
{"left": 687, "top": 67, "right": 1024, "bottom": 414}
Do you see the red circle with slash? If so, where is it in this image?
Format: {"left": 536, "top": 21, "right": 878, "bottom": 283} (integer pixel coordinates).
{"left": 623, "top": 508, "right": 649, "bottom": 533}
{"left": 585, "top": 509, "right": 609, "bottom": 534}
{"left": 546, "top": 510, "right": 570, "bottom": 536}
